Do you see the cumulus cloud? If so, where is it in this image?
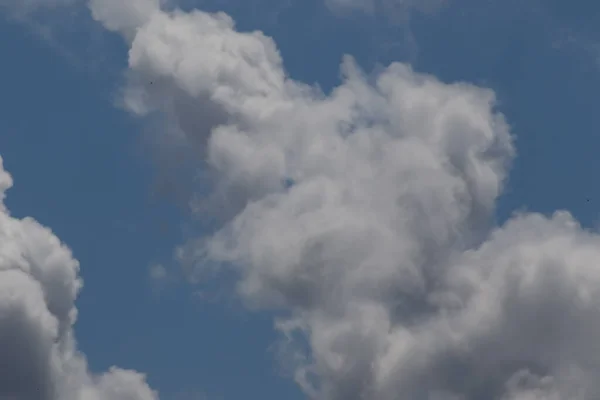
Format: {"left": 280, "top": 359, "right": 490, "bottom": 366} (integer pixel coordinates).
{"left": 0, "top": 155, "right": 158, "bottom": 400}
{"left": 88, "top": 0, "right": 161, "bottom": 40}
{"left": 88, "top": 1, "right": 600, "bottom": 399}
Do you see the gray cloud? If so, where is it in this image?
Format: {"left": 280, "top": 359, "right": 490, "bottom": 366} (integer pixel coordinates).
{"left": 0, "top": 156, "right": 158, "bottom": 400}
{"left": 85, "top": 1, "right": 600, "bottom": 399}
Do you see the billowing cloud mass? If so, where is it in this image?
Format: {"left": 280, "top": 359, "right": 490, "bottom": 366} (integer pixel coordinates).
{"left": 0, "top": 156, "right": 158, "bottom": 400}
{"left": 87, "top": 0, "right": 600, "bottom": 399}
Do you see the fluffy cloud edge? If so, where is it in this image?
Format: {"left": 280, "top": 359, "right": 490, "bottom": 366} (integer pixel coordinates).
{"left": 0, "top": 155, "right": 159, "bottom": 400}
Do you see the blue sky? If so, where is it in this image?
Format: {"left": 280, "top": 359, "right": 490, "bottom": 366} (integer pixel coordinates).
{"left": 3, "top": 1, "right": 600, "bottom": 400}
{"left": 0, "top": 12, "right": 297, "bottom": 400}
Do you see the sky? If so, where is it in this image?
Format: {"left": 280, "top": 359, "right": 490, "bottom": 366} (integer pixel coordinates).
{"left": 2, "top": 1, "right": 600, "bottom": 400}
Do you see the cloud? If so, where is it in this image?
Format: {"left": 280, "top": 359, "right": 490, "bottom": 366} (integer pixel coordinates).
{"left": 148, "top": 263, "right": 172, "bottom": 295}
{"left": 0, "top": 0, "right": 76, "bottom": 15}
{"left": 87, "top": 1, "right": 600, "bottom": 399}
{"left": 149, "top": 263, "right": 168, "bottom": 282}
{"left": 88, "top": 0, "right": 160, "bottom": 40}
{"left": 0, "top": 155, "right": 158, "bottom": 400}
{"left": 325, "top": 0, "right": 375, "bottom": 13}
{"left": 324, "top": 0, "right": 446, "bottom": 19}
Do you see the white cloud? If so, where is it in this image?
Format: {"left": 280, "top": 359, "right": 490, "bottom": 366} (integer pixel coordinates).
{"left": 88, "top": 0, "right": 160, "bottom": 40}
{"left": 0, "top": 155, "right": 158, "bottom": 400}
{"left": 87, "top": 1, "right": 600, "bottom": 399}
